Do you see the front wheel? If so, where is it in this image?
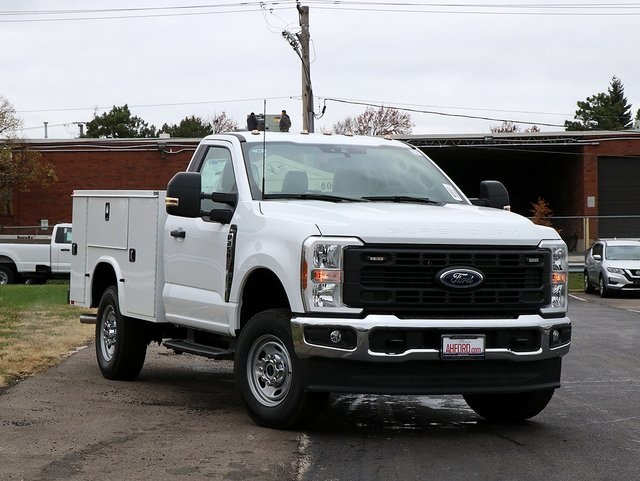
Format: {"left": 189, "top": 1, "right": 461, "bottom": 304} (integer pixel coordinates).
{"left": 235, "top": 309, "right": 328, "bottom": 429}
{"left": 599, "top": 275, "right": 610, "bottom": 298}
{"left": 96, "top": 286, "right": 148, "bottom": 380}
{"left": 0, "top": 264, "right": 17, "bottom": 285}
{"left": 583, "top": 271, "right": 594, "bottom": 294}
{"left": 463, "top": 390, "right": 554, "bottom": 422}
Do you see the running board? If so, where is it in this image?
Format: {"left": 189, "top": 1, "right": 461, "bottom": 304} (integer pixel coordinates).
{"left": 163, "top": 339, "right": 235, "bottom": 360}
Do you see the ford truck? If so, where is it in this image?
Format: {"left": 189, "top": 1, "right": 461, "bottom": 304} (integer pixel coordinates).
{"left": 0, "top": 223, "right": 72, "bottom": 284}
{"left": 69, "top": 132, "right": 571, "bottom": 428}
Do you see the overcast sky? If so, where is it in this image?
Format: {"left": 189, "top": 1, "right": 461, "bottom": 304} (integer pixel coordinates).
{"left": 2, "top": 0, "right": 640, "bottom": 139}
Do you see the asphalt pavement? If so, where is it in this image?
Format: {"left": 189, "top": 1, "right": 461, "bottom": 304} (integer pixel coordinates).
{"left": 1, "top": 293, "right": 639, "bottom": 481}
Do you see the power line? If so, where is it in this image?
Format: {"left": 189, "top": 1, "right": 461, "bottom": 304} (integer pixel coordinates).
{"left": 1, "top": 1, "right": 639, "bottom": 23}
{"left": 323, "top": 97, "right": 566, "bottom": 127}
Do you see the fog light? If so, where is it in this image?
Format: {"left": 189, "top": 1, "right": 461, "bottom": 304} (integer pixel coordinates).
{"left": 551, "top": 329, "right": 560, "bottom": 344}
{"left": 330, "top": 330, "right": 342, "bottom": 344}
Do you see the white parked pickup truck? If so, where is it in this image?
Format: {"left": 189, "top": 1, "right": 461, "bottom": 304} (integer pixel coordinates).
{"left": 69, "top": 132, "right": 571, "bottom": 428}
{"left": 0, "top": 223, "right": 72, "bottom": 284}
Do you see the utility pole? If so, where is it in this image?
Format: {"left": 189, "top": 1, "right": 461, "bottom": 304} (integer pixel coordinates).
{"left": 297, "top": 4, "right": 314, "bottom": 133}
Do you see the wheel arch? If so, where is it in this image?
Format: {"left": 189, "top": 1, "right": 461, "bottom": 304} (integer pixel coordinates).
{"left": 90, "top": 261, "right": 118, "bottom": 308}
{"left": 238, "top": 268, "right": 290, "bottom": 332}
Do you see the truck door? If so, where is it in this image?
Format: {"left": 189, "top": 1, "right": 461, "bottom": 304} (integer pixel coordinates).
{"left": 163, "top": 143, "right": 237, "bottom": 334}
{"left": 50, "top": 225, "right": 73, "bottom": 274}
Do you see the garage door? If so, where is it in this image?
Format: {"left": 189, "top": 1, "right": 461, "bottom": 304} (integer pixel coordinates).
{"left": 598, "top": 156, "right": 640, "bottom": 237}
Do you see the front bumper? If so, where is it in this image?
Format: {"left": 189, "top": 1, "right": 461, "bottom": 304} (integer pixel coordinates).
{"left": 606, "top": 272, "right": 640, "bottom": 291}
{"left": 291, "top": 314, "right": 571, "bottom": 394}
{"left": 291, "top": 314, "right": 571, "bottom": 362}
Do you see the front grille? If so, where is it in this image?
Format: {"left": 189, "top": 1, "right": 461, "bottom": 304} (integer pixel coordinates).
{"left": 343, "top": 246, "right": 551, "bottom": 318}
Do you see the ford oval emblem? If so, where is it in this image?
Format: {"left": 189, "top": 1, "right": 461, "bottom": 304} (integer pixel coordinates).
{"left": 438, "top": 268, "right": 485, "bottom": 289}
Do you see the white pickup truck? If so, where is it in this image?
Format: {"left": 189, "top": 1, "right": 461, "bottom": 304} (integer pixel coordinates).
{"left": 70, "top": 132, "right": 571, "bottom": 428}
{"left": 0, "top": 223, "right": 73, "bottom": 284}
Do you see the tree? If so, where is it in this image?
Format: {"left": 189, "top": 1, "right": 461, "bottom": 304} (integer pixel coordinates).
{"left": 490, "top": 121, "right": 540, "bottom": 133}
{"left": 160, "top": 115, "right": 213, "bottom": 138}
{"left": 564, "top": 76, "right": 633, "bottom": 131}
{"left": 209, "top": 111, "right": 238, "bottom": 134}
{"left": 530, "top": 197, "right": 554, "bottom": 228}
{"left": 84, "top": 104, "right": 157, "bottom": 138}
{"left": 0, "top": 97, "right": 57, "bottom": 215}
{"left": 333, "top": 106, "right": 413, "bottom": 136}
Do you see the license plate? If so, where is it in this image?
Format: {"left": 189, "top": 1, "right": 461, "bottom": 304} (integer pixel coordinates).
{"left": 441, "top": 335, "right": 485, "bottom": 360}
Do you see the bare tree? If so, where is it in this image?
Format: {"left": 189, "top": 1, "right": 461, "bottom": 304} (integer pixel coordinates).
{"left": 490, "top": 120, "right": 540, "bottom": 133}
{"left": 0, "top": 97, "right": 21, "bottom": 135}
{"left": 209, "top": 112, "right": 239, "bottom": 134}
{"left": 1, "top": 97, "right": 57, "bottom": 215}
{"left": 333, "top": 106, "right": 413, "bottom": 136}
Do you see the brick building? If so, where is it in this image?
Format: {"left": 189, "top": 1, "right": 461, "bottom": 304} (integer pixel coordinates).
{"left": 1, "top": 138, "right": 199, "bottom": 228}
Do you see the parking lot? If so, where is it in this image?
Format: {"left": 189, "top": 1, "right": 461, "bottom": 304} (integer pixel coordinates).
{"left": 1, "top": 294, "right": 639, "bottom": 481}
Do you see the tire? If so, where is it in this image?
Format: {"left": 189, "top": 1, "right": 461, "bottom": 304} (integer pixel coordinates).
{"left": 95, "top": 286, "right": 148, "bottom": 380}
{"left": 583, "top": 271, "right": 594, "bottom": 294}
{"left": 599, "top": 275, "right": 610, "bottom": 298}
{"left": 235, "top": 309, "right": 329, "bottom": 429}
{"left": 463, "top": 389, "right": 554, "bottom": 422}
{"left": 0, "top": 264, "right": 16, "bottom": 285}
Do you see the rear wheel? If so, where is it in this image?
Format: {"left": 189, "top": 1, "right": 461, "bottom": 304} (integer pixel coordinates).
{"left": 463, "top": 390, "right": 554, "bottom": 422}
{"left": 96, "top": 286, "right": 148, "bottom": 380}
{"left": 0, "top": 264, "right": 16, "bottom": 285}
{"left": 235, "top": 309, "right": 328, "bottom": 429}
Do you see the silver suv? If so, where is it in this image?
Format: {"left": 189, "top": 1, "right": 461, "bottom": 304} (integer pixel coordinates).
{"left": 584, "top": 240, "right": 640, "bottom": 297}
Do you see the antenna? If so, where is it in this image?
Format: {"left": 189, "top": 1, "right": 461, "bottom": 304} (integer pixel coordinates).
{"left": 261, "top": 99, "right": 267, "bottom": 198}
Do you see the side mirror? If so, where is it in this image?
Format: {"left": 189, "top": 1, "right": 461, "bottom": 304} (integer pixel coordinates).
{"left": 166, "top": 172, "right": 202, "bottom": 218}
{"left": 593, "top": 254, "right": 602, "bottom": 261}
{"left": 470, "top": 180, "right": 510, "bottom": 210}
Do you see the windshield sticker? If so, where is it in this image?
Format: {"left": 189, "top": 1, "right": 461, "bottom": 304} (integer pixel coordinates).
{"left": 443, "top": 184, "right": 463, "bottom": 201}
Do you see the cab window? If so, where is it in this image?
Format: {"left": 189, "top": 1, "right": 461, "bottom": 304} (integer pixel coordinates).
{"left": 199, "top": 146, "right": 235, "bottom": 217}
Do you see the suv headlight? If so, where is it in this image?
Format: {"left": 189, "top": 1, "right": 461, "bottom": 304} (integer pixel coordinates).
{"left": 540, "top": 239, "right": 568, "bottom": 316}
{"left": 301, "top": 237, "right": 363, "bottom": 313}
{"left": 606, "top": 267, "right": 625, "bottom": 275}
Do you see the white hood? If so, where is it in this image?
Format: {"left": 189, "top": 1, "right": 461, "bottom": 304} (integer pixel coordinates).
{"left": 259, "top": 201, "right": 559, "bottom": 246}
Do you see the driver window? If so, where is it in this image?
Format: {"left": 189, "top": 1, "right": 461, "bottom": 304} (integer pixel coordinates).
{"left": 199, "top": 146, "right": 235, "bottom": 217}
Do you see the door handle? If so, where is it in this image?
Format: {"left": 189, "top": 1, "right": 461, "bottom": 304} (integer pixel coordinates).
{"left": 170, "top": 229, "right": 186, "bottom": 239}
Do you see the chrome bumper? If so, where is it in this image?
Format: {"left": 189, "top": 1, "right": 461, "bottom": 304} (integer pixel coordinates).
{"left": 291, "top": 314, "right": 571, "bottom": 362}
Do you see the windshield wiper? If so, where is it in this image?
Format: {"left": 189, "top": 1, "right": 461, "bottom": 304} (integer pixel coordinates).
{"left": 263, "top": 193, "right": 370, "bottom": 203}
{"left": 361, "top": 195, "right": 442, "bottom": 205}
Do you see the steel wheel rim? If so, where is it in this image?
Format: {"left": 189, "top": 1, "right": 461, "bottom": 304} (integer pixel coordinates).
{"left": 584, "top": 273, "right": 589, "bottom": 291}
{"left": 246, "top": 334, "right": 292, "bottom": 407}
{"left": 0, "top": 270, "right": 8, "bottom": 285}
{"left": 99, "top": 305, "right": 117, "bottom": 362}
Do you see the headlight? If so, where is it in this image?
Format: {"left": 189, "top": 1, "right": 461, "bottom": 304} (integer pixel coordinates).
{"left": 540, "top": 239, "right": 568, "bottom": 316}
{"left": 301, "top": 237, "right": 363, "bottom": 313}
{"left": 607, "top": 267, "right": 625, "bottom": 275}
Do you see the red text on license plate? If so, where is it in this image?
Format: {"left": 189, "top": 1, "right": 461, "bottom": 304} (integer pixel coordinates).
{"left": 441, "top": 335, "right": 485, "bottom": 359}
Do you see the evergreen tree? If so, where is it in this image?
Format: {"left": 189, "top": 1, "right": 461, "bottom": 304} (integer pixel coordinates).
{"left": 160, "top": 115, "right": 213, "bottom": 138}
{"left": 565, "top": 76, "right": 633, "bottom": 131}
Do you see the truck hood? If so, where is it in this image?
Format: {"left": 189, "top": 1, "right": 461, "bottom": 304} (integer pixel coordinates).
{"left": 258, "top": 201, "right": 559, "bottom": 246}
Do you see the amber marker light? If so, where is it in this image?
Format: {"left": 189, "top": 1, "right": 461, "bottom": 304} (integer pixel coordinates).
{"left": 301, "top": 260, "right": 308, "bottom": 290}
{"left": 552, "top": 272, "right": 567, "bottom": 284}
{"left": 312, "top": 269, "right": 342, "bottom": 283}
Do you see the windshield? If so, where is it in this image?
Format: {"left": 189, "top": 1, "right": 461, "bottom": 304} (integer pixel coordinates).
{"left": 605, "top": 245, "right": 640, "bottom": 260}
{"left": 241, "top": 140, "right": 467, "bottom": 204}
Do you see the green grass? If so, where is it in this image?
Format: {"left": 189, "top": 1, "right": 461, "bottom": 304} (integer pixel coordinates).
{"left": 568, "top": 272, "right": 582, "bottom": 292}
{"left": 0, "top": 284, "right": 71, "bottom": 308}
